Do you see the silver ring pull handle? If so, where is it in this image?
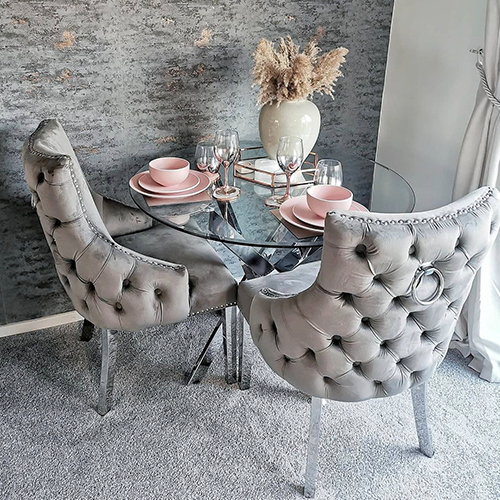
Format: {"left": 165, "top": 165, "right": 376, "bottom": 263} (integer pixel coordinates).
{"left": 411, "top": 264, "right": 445, "bottom": 306}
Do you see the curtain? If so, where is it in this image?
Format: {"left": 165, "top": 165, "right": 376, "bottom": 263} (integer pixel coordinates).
{"left": 451, "top": 0, "right": 500, "bottom": 381}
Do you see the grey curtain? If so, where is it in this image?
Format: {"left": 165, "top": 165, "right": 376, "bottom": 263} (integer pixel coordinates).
{"left": 451, "top": 0, "right": 500, "bottom": 382}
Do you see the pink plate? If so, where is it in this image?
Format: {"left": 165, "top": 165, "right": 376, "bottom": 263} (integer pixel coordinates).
{"left": 279, "top": 197, "right": 324, "bottom": 234}
{"left": 129, "top": 171, "right": 211, "bottom": 199}
{"left": 292, "top": 196, "right": 369, "bottom": 228}
{"left": 138, "top": 171, "right": 200, "bottom": 194}
{"left": 350, "top": 201, "right": 370, "bottom": 213}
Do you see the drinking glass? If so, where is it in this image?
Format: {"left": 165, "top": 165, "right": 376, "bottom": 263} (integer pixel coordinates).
{"left": 213, "top": 129, "right": 241, "bottom": 201}
{"left": 195, "top": 141, "right": 218, "bottom": 173}
{"left": 265, "top": 136, "right": 304, "bottom": 208}
{"left": 313, "top": 159, "right": 343, "bottom": 186}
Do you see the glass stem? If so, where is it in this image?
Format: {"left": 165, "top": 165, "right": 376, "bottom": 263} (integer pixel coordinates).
{"left": 285, "top": 171, "right": 291, "bottom": 198}
{"left": 224, "top": 162, "right": 229, "bottom": 193}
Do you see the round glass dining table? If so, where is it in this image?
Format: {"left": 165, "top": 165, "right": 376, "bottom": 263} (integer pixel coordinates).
{"left": 130, "top": 147, "right": 416, "bottom": 384}
{"left": 130, "top": 147, "right": 415, "bottom": 240}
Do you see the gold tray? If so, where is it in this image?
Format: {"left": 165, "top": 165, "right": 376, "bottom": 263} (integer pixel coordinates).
{"left": 234, "top": 146, "right": 318, "bottom": 188}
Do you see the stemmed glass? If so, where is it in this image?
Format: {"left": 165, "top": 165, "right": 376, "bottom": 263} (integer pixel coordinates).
{"left": 195, "top": 141, "right": 218, "bottom": 173}
{"left": 213, "top": 129, "right": 241, "bottom": 201}
{"left": 313, "top": 159, "right": 343, "bottom": 186}
{"left": 265, "top": 136, "right": 304, "bottom": 208}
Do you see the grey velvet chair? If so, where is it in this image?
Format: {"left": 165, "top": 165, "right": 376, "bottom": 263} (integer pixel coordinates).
{"left": 22, "top": 119, "right": 238, "bottom": 415}
{"left": 238, "top": 186, "right": 500, "bottom": 497}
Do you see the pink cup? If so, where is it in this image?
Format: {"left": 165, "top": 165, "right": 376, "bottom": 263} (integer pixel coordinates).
{"left": 306, "top": 185, "right": 353, "bottom": 218}
{"left": 149, "top": 157, "right": 190, "bottom": 186}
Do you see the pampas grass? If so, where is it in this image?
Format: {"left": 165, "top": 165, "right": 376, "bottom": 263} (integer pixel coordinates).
{"left": 253, "top": 35, "right": 348, "bottom": 107}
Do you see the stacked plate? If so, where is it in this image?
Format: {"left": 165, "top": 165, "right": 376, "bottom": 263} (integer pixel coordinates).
{"left": 129, "top": 170, "right": 211, "bottom": 199}
{"left": 279, "top": 195, "right": 368, "bottom": 234}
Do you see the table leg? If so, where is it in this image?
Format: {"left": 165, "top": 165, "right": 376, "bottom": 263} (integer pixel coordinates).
{"left": 185, "top": 315, "right": 223, "bottom": 385}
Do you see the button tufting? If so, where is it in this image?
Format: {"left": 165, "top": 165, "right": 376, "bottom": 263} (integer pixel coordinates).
{"left": 331, "top": 335, "right": 342, "bottom": 346}
{"left": 374, "top": 380, "right": 382, "bottom": 385}
{"left": 361, "top": 317, "right": 370, "bottom": 325}
{"left": 88, "top": 282, "right": 95, "bottom": 292}
{"left": 37, "top": 172, "right": 45, "bottom": 184}
{"left": 115, "top": 302, "right": 123, "bottom": 311}
{"left": 355, "top": 244, "right": 367, "bottom": 257}
{"left": 353, "top": 361, "right": 361, "bottom": 368}
{"left": 373, "top": 275, "right": 382, "bottom": 282}
{"left": 155, "top": 288, "right": 162, "bottom": 297}
{"left": 393, "top": 296, "right": 403, "bottom": 306}
{"left": 409, "top": 245, "right": 416, "bottom": 255}
{"left": 283, "top": 355, "right": 290, "bottom": 363}
{"left": 340, "top": 292, "right": 353, "bottom": 305}
{"left": 123, "top": 279, "right": 130, "bottom": 288}
{"left": 69, "top": 259, "right": 76, "bottom": 270}
{"left": 53, "top": 218, "right": 61, "bottom": 228}
{"left": 380, "top": 340, "right": 387, "bottom": 347}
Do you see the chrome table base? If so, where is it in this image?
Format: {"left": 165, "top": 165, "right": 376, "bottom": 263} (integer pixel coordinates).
{"left": 238, "top": 317, "right": 252, "bottom": 390}
{"left": 185, "top": 306, "right": 251, "bottom": 390}
{"left": 223, "top": 307, "right": 238, "bottom": 384}
{"left": 185, "top": 316, "right": 223, "bottom": 385}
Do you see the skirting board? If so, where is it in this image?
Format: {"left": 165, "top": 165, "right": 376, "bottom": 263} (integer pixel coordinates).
{"left": 0, "top": 311, "right": 84, "bottom": 338}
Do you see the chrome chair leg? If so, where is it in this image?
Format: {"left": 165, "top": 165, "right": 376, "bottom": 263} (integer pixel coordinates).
{"left": 411, "top": 382, "right": 434, "bottom": 458}
{"left": 98, "top": 328, "right": 117, "bottom": 416}
{"left": 223, "top": 306, "right": 238, "bottom": 384}
{"left": 304, "top": 397, "right": 323, "bottom": 498}
{"left": 238, "top": 313, "right": 252, "bottom": 390}
{"left": 80, "top": 318, "right": 94, "bottom": 342}
{"left": 185, "top": 316, "right": 223, "bottom": 385}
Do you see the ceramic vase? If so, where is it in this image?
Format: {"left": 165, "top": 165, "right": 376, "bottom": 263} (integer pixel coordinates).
{"left": 258, "top": 99, "right": 321, "bottom": 159}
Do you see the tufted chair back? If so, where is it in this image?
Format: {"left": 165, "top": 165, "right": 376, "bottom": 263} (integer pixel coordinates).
{"left": 22, "top": 119, "right": 190, "bottom": 331}
{"left": 250, "top": 187, "right": 500, "bottom": 402}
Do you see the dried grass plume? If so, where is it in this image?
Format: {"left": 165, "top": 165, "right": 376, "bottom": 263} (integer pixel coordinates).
{"left": 253, "top": 35, "right": 348, "bottom": 107}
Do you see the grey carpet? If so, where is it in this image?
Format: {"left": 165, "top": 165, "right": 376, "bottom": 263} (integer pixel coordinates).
{"left": 1, "top": 316, "right": 499, "bottom": 500}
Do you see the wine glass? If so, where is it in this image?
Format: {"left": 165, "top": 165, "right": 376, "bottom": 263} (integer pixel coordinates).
{"left": 265, "top": 136, "right": 304, "bottom": 208}
{"left": 195, "top": 141, "right": 218, "bottom": 173}
{"left": 213, "top": 129, "right": 241, "bottom": 201}
{"left": 314, "top": 159, "right": 343, "bottom": 186}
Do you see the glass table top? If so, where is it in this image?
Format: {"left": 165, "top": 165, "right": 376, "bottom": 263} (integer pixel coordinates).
{"left": 130, "top": 147, "right": 416, "bottom": 250}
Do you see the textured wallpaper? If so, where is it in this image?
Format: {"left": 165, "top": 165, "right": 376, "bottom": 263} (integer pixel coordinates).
{"left": 0, "top": 0, "right": 394, "bottom": 324}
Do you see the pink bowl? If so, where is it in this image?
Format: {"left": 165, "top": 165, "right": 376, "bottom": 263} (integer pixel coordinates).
{"left": 149, "top": 157, "right": 190, "bottom": 186}
{"left": 306, "top": 185, "right": 353, "bottom": 218}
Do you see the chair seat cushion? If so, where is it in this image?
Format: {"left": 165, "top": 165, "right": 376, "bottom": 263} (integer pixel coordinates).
{"left": 91, "top": 190, "right": 153, "bottom": 237}
{"left": 238, "top": 262, "right": 321, "bottom": 321}
{"left": 115, "top": 224, "right": 237, "bottom": 314}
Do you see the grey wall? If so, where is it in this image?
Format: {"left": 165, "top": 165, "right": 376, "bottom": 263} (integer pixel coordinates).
{"left": 0, "top": 0, "right": 394, "bottom": 325}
